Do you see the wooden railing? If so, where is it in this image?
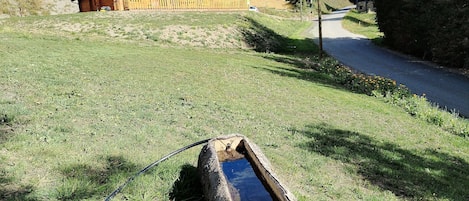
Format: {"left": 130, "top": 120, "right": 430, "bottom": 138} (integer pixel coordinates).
{"left": 117, "top": 0, "right": 248, "bottom": 10}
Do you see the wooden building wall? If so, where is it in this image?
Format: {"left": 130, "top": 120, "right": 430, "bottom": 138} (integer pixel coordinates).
{"left": 80, "top": 0, "right": 250, "bottom": 11}
{"left": 117, "top": 0, "right": 247, "bottom": 10}
{"left": 79, "top": 0, "right": 116, "bottom": 12}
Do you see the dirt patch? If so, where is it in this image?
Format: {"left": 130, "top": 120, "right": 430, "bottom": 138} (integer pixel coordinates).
{"left": 3, "top": 11, "right": 252, "bottom": 49}
{"left": 30, "top": 15, "right": 248, "bottom": 49}
{"left": 55, "top": 22, "right": 94, "bottom": 33}
{"left": 0, "top": 125, "right": 13, "bottom": 136}
{"left": 159, "top": 25, "right": 246, "bottom": 48}
{"left": 0, "top": 115, "right": 14, "bottom": 141}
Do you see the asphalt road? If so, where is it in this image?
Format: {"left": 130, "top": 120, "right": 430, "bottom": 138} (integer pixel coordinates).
{"left": 309, "top": 8, "right": 469, "bottom": 117}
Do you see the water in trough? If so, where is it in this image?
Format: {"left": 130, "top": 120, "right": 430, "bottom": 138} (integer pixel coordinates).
{"left": 221, "top": 158, "right": 273, "bottom": 201}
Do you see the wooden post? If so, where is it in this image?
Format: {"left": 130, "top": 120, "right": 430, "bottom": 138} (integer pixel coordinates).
{"left": 365, "top": 0, "right": 369, "bottom": 12}
{"left": 318, "top": 0, "right": 323, "bottom": 59}
{"left": 300, "top": 0, "right": 303, "bottom": 21}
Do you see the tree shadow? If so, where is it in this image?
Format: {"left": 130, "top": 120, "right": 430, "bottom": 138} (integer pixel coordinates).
{"left": 169, "top": 164, "right": 204, "bottom": 201}
{"left": 56, "top": 155, "right": 138, "bottom": 200}
{"left": 343, "top": 15, "right": 374, "bottom": 27}
{"left": 0, "top": 171, "right": 37, "bottom": 201}
{"left": 239, "top": 16, "right": 365, "bottom": 94}
{"left": 0, "top": 113, "right": 15, "bottom": 143}
{"left": 239, "top": 16, "right": 319, "bottom": 55}
{"left": 253, "top": 54, "right": 360, "bottom": 93}
{"left": 0, "top": 114, "right": 37, "bottom": 201}
{"left": 294, "top": 123, "right": 469, "bottom": 200}
{"left": 324, "top": 3, "right": 343, "bottom": 12}
{"left": 251, "top": 64, "right": 344, "bottom": 92}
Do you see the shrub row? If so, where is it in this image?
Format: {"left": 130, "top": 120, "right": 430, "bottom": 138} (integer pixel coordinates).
{"left": 306, "top": 57, "right": 410, "bottom": 96}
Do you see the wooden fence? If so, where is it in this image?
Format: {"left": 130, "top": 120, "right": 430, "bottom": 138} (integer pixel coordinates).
{"left": 117, "top": 0, "right": 248, "bottom": 10}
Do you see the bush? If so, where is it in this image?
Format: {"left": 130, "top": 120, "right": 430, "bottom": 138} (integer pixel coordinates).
{"left": 306, "top": 57, "right": 410, "bottom": 96}
{"left": 374, "top": 0, "right": 469, "bottom": 69}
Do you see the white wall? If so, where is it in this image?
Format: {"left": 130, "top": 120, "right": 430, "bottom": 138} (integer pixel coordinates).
{"left": 46, "top": 0, "right": 80, "bottom": 15}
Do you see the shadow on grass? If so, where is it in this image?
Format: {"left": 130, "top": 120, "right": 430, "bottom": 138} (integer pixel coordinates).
{"left": 169, "top": 164, "right": 204, "bottom": 201}
{"left": 252, "top": 64, "right": 341, "bottom": 90}
{"left": 56, "top": 155, "right": 138, "bottom": 200}
{"left": 252, "top": 54, "right": 351, "bottom": 92}
{"left": 240, "top": 16, "right": 318, "bottom": 55}
{"left": 343, "top": 15, "right": 374, "bottom": 27}
{"left": 239, "top": 16, "right": 353, "bottom": 91}
{"left": 0, "top": 114, "right": 15, "bottom": 143}
{"left": 370, "top": 36, "right": 384, "bottom": 46}
{"left": 294, "top": 123, "right": 469, "bottom": 200}
{"left": 324, "top": 3, "right": 343, "bottom": 12}
{"left": 0, "top": 172, "right": 37, "bottom": 201}
{"left": 0, "top": 114, "right": 36, "bottom": 201}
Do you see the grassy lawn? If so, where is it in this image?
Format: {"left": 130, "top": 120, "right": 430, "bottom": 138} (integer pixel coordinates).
{"left": 1, "top": 11, "right": 469, "bottom": 201}
{"left": 342, "top": 9, "right": 383, "bottom": 44}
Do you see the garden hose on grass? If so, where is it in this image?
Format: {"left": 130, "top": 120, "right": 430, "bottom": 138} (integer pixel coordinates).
{"left": 104, "top": 138, "right": 211, "bottom": 201}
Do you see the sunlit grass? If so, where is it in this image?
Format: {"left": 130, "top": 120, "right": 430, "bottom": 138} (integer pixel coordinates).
{"left": 1, "top": 11, "right": 468, "bottom": 201}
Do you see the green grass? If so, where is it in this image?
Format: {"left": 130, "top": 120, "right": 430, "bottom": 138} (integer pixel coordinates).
{"left": 1, "top": 11, "right": 469, "bottom": 201}
{"left": 322, "top": 0, "right": 352, "bottom": 11}
{"left": 342, "top": 9, "right": 383, "bottom": 44}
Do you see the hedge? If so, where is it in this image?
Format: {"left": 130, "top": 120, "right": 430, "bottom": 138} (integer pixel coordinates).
{"left": 374, "top": 0, "right": 468, "bottom": 69}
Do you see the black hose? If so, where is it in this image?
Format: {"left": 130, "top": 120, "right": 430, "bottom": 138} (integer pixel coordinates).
{"left": 104, "top": 138, "right": 210, "bottom": 201}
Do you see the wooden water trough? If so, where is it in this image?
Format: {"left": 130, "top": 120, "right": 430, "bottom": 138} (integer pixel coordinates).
{"left": 198, "top": 134, "right": 297, "bottom": 201}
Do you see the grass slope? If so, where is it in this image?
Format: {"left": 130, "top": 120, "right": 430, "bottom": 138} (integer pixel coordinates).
{"left": 1, "top": 11, "right": 468, "bottom": 201}
{"left": 342, "top": 9, "right": 383, "bottom": 44}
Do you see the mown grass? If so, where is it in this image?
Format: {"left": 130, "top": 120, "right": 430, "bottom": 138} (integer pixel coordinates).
{"left": 1, "top": 11, "right": 469, "bottom": 201}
